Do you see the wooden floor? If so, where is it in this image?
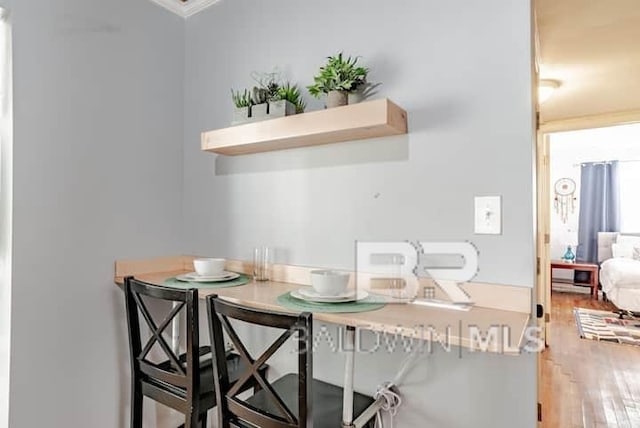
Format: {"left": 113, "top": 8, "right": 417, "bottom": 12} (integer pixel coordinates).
{"left": 541, "top": 290, "right": 640, "bottom": 428}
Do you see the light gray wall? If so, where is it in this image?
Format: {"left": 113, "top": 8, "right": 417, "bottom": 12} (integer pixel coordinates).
{"left": 184, "top": 0, "right": 536, "bottom": 427}
{"left": 3, "top": 0, "right": 185, "bottom": 426}
{"left": 0, "top": 0, "right": 537, "bottom": 426}
{"left": 0, "top": 8, "right": 12, "bottom": 427}
{"left": 184, "top": 0, "right": 535, "bottom": 288}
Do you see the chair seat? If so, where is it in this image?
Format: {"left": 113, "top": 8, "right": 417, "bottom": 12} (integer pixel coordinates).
{"left": 244, "top": 373, "right": 374, "bottom": 428}
{"left": 153, "top": 348, "right": 267, "bottom": 410}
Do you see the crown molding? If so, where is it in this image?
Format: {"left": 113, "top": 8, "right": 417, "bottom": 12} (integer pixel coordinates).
{"left": 148, "top": 0, "right": 220, "bottom": 18}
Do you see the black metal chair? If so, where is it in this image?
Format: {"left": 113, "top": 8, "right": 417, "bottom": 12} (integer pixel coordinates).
{"left": 124, "top": 277, "right": 267, "bottom": 428}
{"left": 206, "top": 294, "right": 375, "bottom": 428}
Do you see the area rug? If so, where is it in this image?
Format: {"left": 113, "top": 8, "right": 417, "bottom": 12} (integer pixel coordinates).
{"left": 574, "top": 307, "right": 640, "bottom": 346}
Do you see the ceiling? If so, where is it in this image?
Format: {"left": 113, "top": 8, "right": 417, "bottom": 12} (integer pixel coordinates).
{"left": 148, "top": 0, "right": 219, "bottom": 18}
{"left": 536, "top": 0, "right": 640, "bottom": 122}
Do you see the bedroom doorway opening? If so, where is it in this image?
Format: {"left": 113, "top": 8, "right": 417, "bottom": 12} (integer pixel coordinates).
{"left": 541, "top": 121, "right": 640, "bottom": 340}
{"left": 550, "top": 123, "right": 640, "bottom": 299}
{"left": 536, "top": 119, "right": 640, "bottom": 427}
{"left": 534, "top": 0, "right": 640, "bottom": 425}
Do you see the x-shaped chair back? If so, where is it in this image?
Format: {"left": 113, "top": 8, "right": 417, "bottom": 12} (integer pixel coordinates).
{"left": 124, "top": 277, "right": 200, "bottom": 407}
{"left": 206, "top": 295, "right": 313, "bottom": 428}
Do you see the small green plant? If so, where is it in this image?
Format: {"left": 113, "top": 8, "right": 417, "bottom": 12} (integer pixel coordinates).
{"left": 251, "top": 86, "right": 269, "bottom": 105}
{"left": 265, "top": 80, "right": 281, "bottom": 102}
{"left": 307, "top": 52, "right": 368, "bottom": 98}
{"left": 231, "top": 89, "right": 252, "bottom": 108}
{"left": 251, "top": 71, "right": 282, "bottom": 104}
{"left": 231, "top": 70, "right": 306, "bottom": 116}
{"left": 276, "top": 83, "right": 306, "bottom": 114}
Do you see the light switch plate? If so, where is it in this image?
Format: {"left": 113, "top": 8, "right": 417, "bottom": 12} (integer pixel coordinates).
{"left": 474, "top": 196, "right": 502, "bottom": 235}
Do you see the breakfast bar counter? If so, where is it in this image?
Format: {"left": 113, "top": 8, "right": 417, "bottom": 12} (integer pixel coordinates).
{"left": 115, "top": 256, "right": 532, "bottom": 353}
{"left": 116, "top": 255, "right": 533, "bottom": 428}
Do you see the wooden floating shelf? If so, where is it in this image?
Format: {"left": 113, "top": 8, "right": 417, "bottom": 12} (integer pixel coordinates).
{"left": 201, "top": 98, "right": 408, "bottom": 156}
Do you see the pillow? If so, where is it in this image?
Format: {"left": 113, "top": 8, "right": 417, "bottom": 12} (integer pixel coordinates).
{"left": 634, "top": 247, "right": 640, "bottom": 261}
{"left": 617, "top": 234, "right": 640, "bottom": 248}
{"left": 612, "top": 243, "right": 634, "bottom": 259}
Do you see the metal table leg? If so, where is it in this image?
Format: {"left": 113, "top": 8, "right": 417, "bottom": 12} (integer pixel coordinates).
{"left": 351, "top": 337, "right": 421, "bottom": 428}
{"left": 342, "top": 326, "right": 356, "bottom": 427}
{"left": 354, "top": 397, "right": 386, "bottom": 428}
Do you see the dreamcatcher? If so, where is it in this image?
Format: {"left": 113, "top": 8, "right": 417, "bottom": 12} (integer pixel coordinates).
{"left": 554, "top": 178, "right": 577, "bottom": 223}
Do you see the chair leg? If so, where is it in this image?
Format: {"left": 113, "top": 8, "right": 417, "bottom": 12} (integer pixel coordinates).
{"left": 178, "top": 412, "right": 207, "bottom": 428}
{"left": 130, "top": 380, "right": 143, "bottom": 428}
{"left": 184, "top": 415, "right": 196, "bottom": 428}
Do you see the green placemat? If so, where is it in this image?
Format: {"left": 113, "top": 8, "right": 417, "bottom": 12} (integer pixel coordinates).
{"left": 163, "top": 273, "right": 251, "bottom": 289}
{"left": 277, "top": 291, "right": 386, "bottom": 313}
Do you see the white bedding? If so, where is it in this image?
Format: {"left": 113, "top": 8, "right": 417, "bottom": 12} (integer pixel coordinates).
{"left": 600, "top": 258, "right": 640, "bottom": 312}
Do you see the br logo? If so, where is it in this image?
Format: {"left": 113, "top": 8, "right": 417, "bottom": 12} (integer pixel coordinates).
{"left": 355, "top": 241, "right": 479, "bottom": 307}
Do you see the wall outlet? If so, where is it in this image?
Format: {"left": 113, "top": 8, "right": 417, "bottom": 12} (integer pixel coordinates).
{"left": 474, "top": 196, "right": 502, "bottom": 235}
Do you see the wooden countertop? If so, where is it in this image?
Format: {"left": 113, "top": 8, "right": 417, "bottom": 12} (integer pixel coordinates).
{"left": 115, "top": 257, "right": 532, "bottom": 354}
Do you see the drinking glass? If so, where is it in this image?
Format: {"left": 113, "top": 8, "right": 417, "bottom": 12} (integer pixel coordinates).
{"left": 253, "top": 247, "right": 271, "bottom": 281}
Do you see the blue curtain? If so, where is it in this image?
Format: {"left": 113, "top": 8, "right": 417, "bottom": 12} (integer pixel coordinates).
{"left": 577, "top": 161, "right": 620, "bottom": 263}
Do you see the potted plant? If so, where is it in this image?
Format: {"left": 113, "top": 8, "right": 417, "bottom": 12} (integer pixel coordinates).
{"left": 230, "top": 71, "right": 306, "bottom": 125}
{"left": 250, "top": 85, "right": 269, "bottom": 119}
{"left": 250, "top": 71, "right": 281, "bottom": 119}
{"left": 307, "top": 52, "right": 369, "bottom": 108}
{"left": 231, "top": 89, "right": 253, "bottom": 125}
{"left": 269, "top": 83, "right": 306, "bottom": 117}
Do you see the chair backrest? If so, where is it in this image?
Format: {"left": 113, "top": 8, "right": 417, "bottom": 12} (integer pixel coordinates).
{"left": 206, "top": 295, "right": 312, "bottom": 428}
{"left": 124, "top": 276, "right": 200, "bottom": 412}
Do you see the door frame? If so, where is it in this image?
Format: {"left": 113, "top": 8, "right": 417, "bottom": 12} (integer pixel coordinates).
{"left": 539, "top": 109, "right": 640, "bottom": 134}
{"left": 535, "top": 111, "right": 640, "bottom": 427}
{"left": 536, "top": 131, "right": 551, "bottom": 347}
{"left": 536, "top": 111, "right": 640, "bottom": 341}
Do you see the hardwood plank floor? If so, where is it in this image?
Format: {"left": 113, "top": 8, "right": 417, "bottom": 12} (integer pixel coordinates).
{"left": 541, "top": 289, "right": 640, "bottom": 428}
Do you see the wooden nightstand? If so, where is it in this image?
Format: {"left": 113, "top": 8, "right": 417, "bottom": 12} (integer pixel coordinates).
{"left": 550, "top": 260, "right": 600, "bottom": 299}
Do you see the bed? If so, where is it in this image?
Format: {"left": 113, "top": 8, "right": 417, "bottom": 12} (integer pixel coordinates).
{"left": 598, "top": 232, "right": 640, "bottom": 312}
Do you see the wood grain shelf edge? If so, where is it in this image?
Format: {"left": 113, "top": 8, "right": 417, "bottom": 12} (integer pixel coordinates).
{"left": 201, "top": 98, "right": 408, "bottom": 156}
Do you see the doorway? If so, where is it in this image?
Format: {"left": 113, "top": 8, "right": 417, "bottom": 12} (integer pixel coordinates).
{"left": 537, "top": 117, "right": 640, "bottom": 427}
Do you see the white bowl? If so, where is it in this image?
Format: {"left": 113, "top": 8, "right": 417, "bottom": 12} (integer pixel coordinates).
{"left": 193, "top": 258, "right": 226, "bottom": 276}
{"left": 310, "top": 270, "right": 350, "bottom": 296}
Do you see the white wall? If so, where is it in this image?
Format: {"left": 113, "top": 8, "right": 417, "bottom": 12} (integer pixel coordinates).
{"left": 184, "top": 0, "right": 535, "bottom": 287}
{"left": 0, "top": 8, "right": 12, "bottom": 428}
{"left": 549, "top": 124, "right": 640, "bottom": 270}
{"left": 0, "top": 0, "right": 538, "bottom": 426}
{"left": 2, "top": 0, "right": 185, "bottom": 427}
{"left": 184, "top": 1, "right": 536, "bottom": 427}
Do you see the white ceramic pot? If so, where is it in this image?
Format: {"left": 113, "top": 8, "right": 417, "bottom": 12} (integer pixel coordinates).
{"left": 326, "top": 90, "right": 348, "bottom": 108}
{"left": 231, "top": 106, "right": 250, "bottom": 125}
{"left": 251, "top": 103, "right": 268, "bottom": 120}
{"left": 268, "top": 100, "right": 296, "bottom": 117}
{"left": 348, "top": 91, "right": 364, "bottom": 105}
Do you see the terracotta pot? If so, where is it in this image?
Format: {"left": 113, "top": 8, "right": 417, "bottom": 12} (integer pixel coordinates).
{"left": 326, "top": 90, "right": 348, "bottom": 108}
